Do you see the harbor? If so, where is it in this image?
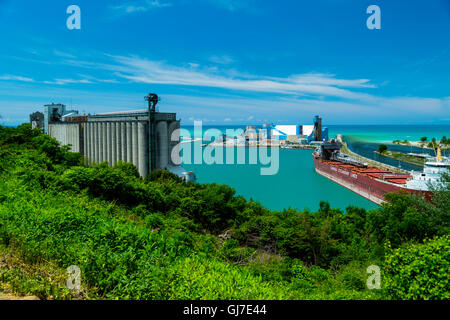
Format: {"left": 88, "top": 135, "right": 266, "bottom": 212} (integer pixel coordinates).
{"left": 29, "top": 101, "right": 450, "bottom": 210}
{"left": 1, "top": 0, "right": 449, "bottom": 303}
{"left": 183, "top": 123, "right": 450, "bottom": 210}
{"left": 195, "top": 115, "right": 329, "bottom": 149}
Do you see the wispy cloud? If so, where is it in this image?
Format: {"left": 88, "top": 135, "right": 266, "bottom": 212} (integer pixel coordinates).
{"left": 109, "top": 0, "right": 256, "bottom": 15}
{"left": 0, "top": 83, "right": 448, "bottom": 125}
{"left": 53, "top": 50, "right": 77, "bottom": 59}
{"left": 2, "top": 50, "right": 447, "bottom": 125}
{"left": 26, "top": 50, "right": 375, "bottom": 99}
{"left": 110, "top": 0, "right": 171, "bottom": 15}
{"left": 161, "top": 93, "right": 449, "bottom": 124}
{"left": 200, "top": 0, "right": 258, "bottom": 12}
{"left": 209, "top": 54, "right": 235, "bottom": 65}
{"left": 0, "top": 75, "right": 34, "bottom": 82}
{"left": 105, "top": 55, "right": 375, "bottom": 100}
{"left": 42, "top": 79, "right": 93, "bottom": 85}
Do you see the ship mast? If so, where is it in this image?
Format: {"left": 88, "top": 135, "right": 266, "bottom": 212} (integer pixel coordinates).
{"left": 436, "top": 146, "right": 443, "bottom": 162}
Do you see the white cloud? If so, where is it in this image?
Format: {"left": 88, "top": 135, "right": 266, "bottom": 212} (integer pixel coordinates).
{"left": 0, "top": 83, "right": 447, "bottom": 126}
{"left": 43, "top": 79, "right": 93, "bottom": 85}
{"left": 201, "top": 0, "right": 257, "bottom": 12}
{"left": 111, "top": 0, "right": 171, "bottom": 15}
{"left": 161, "top": 93, "right": 449, "bottom": 124}
{"left": 53, "top": 50, "right": 76, "bottom": 59}
{"left": 0, "top": 75, "right": 34, "bottom": 82}
{"left": 2, "top": 49, "right": 448, "bottom": 125}
{"left": 209, "top": 54, "right": 235, "bottom": 65}
{"left": 106, "top": 55, "right": 375, "bottom": 100}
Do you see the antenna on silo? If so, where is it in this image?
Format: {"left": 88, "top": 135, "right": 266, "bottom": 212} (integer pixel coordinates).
{"left": 145, "top": 93, "right": 160, "bottom": 173}
{"left": 145, "top": 93, "right": 160, "bottom": 112}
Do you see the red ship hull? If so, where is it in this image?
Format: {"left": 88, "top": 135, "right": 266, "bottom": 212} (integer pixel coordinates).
{"left": 313, "top": 154, "right": 430, "bottom": 205}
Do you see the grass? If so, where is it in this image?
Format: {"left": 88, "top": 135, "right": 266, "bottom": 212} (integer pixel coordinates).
{"left": 374, "top": 150, "right": 426, "bottom": 167}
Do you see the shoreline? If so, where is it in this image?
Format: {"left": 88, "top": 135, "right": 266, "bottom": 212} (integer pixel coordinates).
{"left": 182, "top": 139, "right": 316, "bottom": 149}
{"left": 374, "top": 150, "right": 425, "bottom": 167}
{"left": 392, "top": 140, "right": 449, "bottom": 150}
{"left": 337, "top": 135, "right": 409, "bottom": 174}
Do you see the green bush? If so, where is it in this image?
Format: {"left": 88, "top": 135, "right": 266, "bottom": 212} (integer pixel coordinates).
{"left": 0, "top": 124, "right": 448, "bottom": 300}
{"left": 166, "top": 256, "right": 288, "bottom": 299}
{"left": 384, "top": 235, "right": 450, "bottom": 300}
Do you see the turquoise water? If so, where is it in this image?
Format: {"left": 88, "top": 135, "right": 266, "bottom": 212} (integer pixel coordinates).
{"left": 334, "top": 125, "right": 450, "bottom": 171}
{"left": 183, "top": 148, "right": 378, "bottom": 212}
{"left": 182, "top": 124, "right": 449, "bottom": 144}
{"left": 181, "top": 124, "right": 449, "bottom": 212}
{"left": 327, "top": 125, "right": 449, "bottom": 143}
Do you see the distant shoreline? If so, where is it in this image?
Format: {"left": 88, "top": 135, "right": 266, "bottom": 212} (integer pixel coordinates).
{"left": 374, "top": 150, "right": 425, "bottom": 167}
{"left": 392, "top": 140, "right": 449, "bottom": 150}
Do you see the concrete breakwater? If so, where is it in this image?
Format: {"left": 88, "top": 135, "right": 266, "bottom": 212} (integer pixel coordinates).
{"left": 337, "top": 134, "right": 409, "bottom": 174}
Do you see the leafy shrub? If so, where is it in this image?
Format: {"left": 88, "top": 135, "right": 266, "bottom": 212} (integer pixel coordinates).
{"left": 145, "top": 169, "right": 182, "bottom": 183}
{"left": 166, "top": 256, "right": 288, "bottom": 299}
{"left": 0, "top": 124, "right": 448, "bottom": 300}
{"left": 384, "top": 235, "right": 450, "bottom": 300}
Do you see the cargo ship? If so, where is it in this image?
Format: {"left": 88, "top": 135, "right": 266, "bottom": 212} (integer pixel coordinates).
{"left": 312, "top": 140, "right": 449, "bottom": 204}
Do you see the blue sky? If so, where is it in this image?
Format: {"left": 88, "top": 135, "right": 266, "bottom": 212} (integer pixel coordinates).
{"left": 0, "top": 0, "right": 449, "bottom": 126}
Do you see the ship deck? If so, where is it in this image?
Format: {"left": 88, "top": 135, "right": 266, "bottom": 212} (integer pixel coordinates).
{"left": 318, "top": 158, "right": 411, "bottom": 185}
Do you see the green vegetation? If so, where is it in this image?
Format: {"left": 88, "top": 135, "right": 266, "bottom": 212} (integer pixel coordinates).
{"left": 394, "top": 136, "right": 449, "bottom": 150}
{"left": 428, "top": 138, "right": 438, "bottom": 150}
{"left": 392, "top": 140, "right": 409, "bottom": 145}
{"left": 377, "top": 144, "right": 388, "bottom": 154}
{"left": 384, "top": 235, "right": 450, "bottom": 300}
{"left": 0, "top": 124, "right": 449, "bottom": 300}
{"left": 375, "top": 150, "right": 426, "bottom": 167}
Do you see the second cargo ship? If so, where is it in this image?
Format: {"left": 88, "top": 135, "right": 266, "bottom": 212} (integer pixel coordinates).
{"left": 313, "top": 140, "right": 449, "bottom": 204}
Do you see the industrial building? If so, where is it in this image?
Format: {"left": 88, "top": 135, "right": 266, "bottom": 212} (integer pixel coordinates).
{"left": 31, "top": 93, "right": 194, "bottom": 181}
{"left": 30, "top": 111, "right": 44, "bottom": 130}
{"left": 43, "top": 103, "right": 80, "bottom": 134}
{"left": 263, "top": 116, "right": 329, "bottom": 144}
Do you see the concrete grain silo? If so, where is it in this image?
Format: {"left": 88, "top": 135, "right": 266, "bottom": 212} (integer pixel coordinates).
{"left": 40, "top": 93, "right": 194, "bottom": 181}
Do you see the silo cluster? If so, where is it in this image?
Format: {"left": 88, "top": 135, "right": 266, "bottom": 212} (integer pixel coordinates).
{"left": 43, "top": 107, "right": 184, "bottom": 178}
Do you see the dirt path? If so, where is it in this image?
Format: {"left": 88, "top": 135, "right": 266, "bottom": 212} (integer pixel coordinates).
{"left": 0, "top": 293, "right": 39, "bottom": 300}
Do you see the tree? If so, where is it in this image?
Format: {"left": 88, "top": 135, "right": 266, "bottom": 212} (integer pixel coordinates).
{"left": 420, "top": 136, "right": 427, "bottom": 142}
{"left": 377, "top": 144, "right": 387, "bottom": 154}
{"left": 441, "top": 136, "right": 447, "bottom": 145}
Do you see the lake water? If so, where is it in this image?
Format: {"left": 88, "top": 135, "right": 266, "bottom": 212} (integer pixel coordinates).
{"left": 181, "top": 124, "right": 450, "bottom": 212}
